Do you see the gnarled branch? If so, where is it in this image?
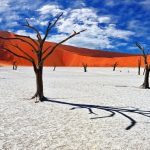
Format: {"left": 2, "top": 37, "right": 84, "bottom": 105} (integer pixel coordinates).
{"left": 15, "top": 34, "right": 39, "bottom": 47}
{"left": 24, "top": 19, "right": 42, "bottom": 42}
{"left": 10, "top": 44, "right": 34, "bottom": 62}
{"left": 42, "top": 13, "right": 63, "bottom": 44}
{"left": 42, "top": 29, "right": 86, "bottom": 62}
{"left": 0, "top": 36, "right": 37, "bottom": 53}
{"left": 0, "top": 47, "right": 32, "bottom": 62}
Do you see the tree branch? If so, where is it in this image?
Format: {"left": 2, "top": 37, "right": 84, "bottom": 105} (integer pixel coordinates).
{"left": 24, "top": 19, "right": 42, "bottom": 42}
{"left": 42, "top": 13, "right": 63, "bottom": 44}
{"left": 0, "top": 36, "right": 37, "bottom": 53}
{"left": 1, "top": 47, "right": 32, "bottom": 62}
{"left": 42, "top": 29, "right": 86, "bottom": 62}
{"left": 42, "top": 45, "right": 52, "bottom": 56}
{"left": 10, "top": 44, "right": 34, "bottom": 62}
{"left": 136, "top": 42, "right": 147, "bottom": 65}
{"left": 15, "top": 34, "right": 39, "bottom": 47}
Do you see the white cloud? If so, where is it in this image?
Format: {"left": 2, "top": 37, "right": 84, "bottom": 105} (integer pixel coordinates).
{"left": 14, "top": 30, "right": 38, "bottom": 39}
{"left": 37, "top": 4, "right": 64, "bottom": 16}
{"left": 2, "top": 2, "right": 135, "bottom": 50}
{"left": 26, "top": 17, "right": 49, "bottom": 27}
{"left": 105, "top": 24, "right": 134, "bottom": 40}
{"left": 44, "top": 7, "right": 134, "bottom": 49}
{"left": 98, "top": 16, "right": 111, "bottom": 23}
{"left": 0, "top": 0, "right": 10, "bottom": 13}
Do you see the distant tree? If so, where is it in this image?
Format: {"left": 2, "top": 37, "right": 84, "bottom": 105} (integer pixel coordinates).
{"left": 113, "top": 62, "right": 118, "bottom": 71}
{"left": 138, "top": 57, "right": 141, "bottom": 75}
{"left": 82, "top": 63, "right": 88, "bottom": 72}
{"left": 136, "top": 42, "right": 150, "bottom": 88}
{"left": 143, "top": 68, "right": 146, "bottom": 75}
{"left": 0, "top": 13, "right": 86, "bottom": 101}
{"left": 12, "top": 61, "right": 17, "bottom": 70}
{"left": 53, "top": 66, "right": 56, "bottom": 71}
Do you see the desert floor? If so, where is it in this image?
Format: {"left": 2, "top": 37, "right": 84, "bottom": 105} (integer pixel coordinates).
{"left": 0, "top": 67, "right": 150, "bottom": 150}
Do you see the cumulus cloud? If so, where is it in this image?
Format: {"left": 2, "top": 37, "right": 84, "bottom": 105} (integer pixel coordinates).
{"left": 39, "top": 5, "right": 134, "bottom": 49}
{"left": 37, "top": 4, "right": 63, "bottom": 16}
{"left": 0, "top": 1, "right": 135, "bottom": 50}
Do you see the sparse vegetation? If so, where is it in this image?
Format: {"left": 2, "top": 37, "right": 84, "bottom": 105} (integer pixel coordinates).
{"left": 82, "top": 63, "right": 88, "bottom": 72}
{"left": 53, "top": 66, "right": 56, "bottom": 71}
{"left": 138, "top": 57, "right": 141, "bottom": 75}
{"left": 113, "top": 62, "right": 118, "bottom": 71}
{"left": 136, "top": 42, "right": 150, "bottom": 89}
{"left": 12, "top": 61, "right": 17, "bottom": 70}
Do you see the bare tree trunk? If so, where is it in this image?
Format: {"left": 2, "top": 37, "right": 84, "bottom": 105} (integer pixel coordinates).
{"left": 113, "top": 62, "right": 118, "bottom": 71}
{"left": 138, "top": 66, "right": 140, "bottom": 75}
{"left": 32, "top": 66, "right": 45, "bottom": 102}
{"left": 143, "top": 68, "right": 145, "bottom": 75}
{"left": 113, "top": 66, "right": 116, "bottom": 71}
{"left": 13, "top": 61, "right": 17, "bottom": 70}
{"left": 138, "top": 58, "right": 141, "bottom": 75}
{"left": 36, "top": 69, "right": 44, "bottom": 99}
{"left": 82, "top": 63, "right": 87, "bottom": 72}
{"left": 53, "top": 66, "right": 56, "bottom": 71}
{"left": 140, "top": 65, "right": 149, "bottom": 89}
{"left": 136, "top": 42, "right": 150, "bottom": 89}
{"left": 83, "top": 65, "right": 87, "bottom": 72}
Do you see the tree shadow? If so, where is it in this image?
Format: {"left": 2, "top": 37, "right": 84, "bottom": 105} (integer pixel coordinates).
{"left": 42, "top": 98, "right": 150, "bottom": 130}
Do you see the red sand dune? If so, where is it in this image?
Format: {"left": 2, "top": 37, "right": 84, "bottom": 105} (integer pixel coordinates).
{"left": 0, "top": 31, "right": 149, "bottom": 67}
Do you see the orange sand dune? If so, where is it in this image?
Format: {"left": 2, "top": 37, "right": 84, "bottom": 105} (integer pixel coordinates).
{"left": 0, "top": 31, "right": 148, "bottom": 67}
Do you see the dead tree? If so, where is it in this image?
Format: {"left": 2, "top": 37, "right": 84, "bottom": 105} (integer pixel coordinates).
{"left": 13, "top": 61, "right": 17, "bottom": 70}
{"left": 138, "top": 57, "right": 141, "bottom": 75}
{"left": 82, "top": 63, "right": 88, "bottom": 72}
{"left": 53, "top": 66, "right": 56, "bottom": 71}
{"left": 0, "top": 13, "right": 86, "bottom": 101}
{"left": 136, "top": 42, "right": 150, "bottom": 89}
{"left": 113, "top": 62, "right": 118, "bottom": 71}
{"left": 143, "top": 68, "right": 146, "bottom": 75}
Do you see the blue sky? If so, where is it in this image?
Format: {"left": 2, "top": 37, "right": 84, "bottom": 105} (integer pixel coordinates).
{"left": 0, "top": 0, "right": 150, "bottom": 54}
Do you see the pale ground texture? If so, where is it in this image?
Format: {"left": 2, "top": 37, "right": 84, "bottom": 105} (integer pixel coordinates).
{"left": 0, "top": 67, "right": 150, "bottom": 150}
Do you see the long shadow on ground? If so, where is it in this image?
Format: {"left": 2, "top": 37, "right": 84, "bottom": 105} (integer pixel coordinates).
{"left": 43, "top": 98, "right": 150, "bottom": 130}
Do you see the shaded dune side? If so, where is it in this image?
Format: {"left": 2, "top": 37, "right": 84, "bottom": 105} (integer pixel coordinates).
{"left": 0, "top": 31, "right": 149, "bottom": 67}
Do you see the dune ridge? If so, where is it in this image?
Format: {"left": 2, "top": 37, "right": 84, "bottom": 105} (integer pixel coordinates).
{"left": 0, "top": 31, "right": 148, "bottom": 67}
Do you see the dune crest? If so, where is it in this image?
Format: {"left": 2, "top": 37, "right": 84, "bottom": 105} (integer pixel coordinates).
{"left": 0, "top": 31, "right": 147, "bottom": 67}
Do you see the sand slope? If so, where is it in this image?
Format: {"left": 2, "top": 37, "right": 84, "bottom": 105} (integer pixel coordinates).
{"left": 0, "top": 31, "right": 149, "bottom": 67}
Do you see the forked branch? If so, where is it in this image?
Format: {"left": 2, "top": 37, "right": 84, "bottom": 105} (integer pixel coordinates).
{"left": 10, "top": 44, "right": 34, "bottom": 62}
{"left": 15, "top": 34, "right": 39, "bottom": 47}
{"left": 136, "top": 42, "right": 147, "bottom": 65}
{"left": 1, "top": 47, "right": 32, "bottom": 62}
{"left": 0, "top": 36, "right": 37, "bottom": 53}
{"left": 42, "top": 29, "right": 86, "bottom": 62}
{"left": 42, "top": 13, "right": 63, "bottom": 44}
{"left": 24, "top": 19, "right": 42, "bottom": 42}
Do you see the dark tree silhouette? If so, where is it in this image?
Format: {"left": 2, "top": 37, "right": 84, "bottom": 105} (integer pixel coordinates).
{"left": 136, "top": 42, "right": 150, "bottom": 88}
{"left": 0, "top": 13, "right": 86, "bottom": 101}
{"left": 138, "top": 57, "right": 141, "bottom": 75}
{"left": 12, "top": 61, "right": 17, "bottom": 70}
{"left": 113, "top": 62, "right": 118, "bottom": 71}
{"left": 143, "top": 68, "right": 146, "bottom": 75}
{"left": 82, "top": 63, "right": 88, "bottom": 72}
{"left": 53, "top": 66, "right": 56, "bottom": 71}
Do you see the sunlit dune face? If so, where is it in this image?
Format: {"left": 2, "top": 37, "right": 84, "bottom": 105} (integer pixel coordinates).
{"left": 0, "top": 31, "right": 146, "bottom": 67}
